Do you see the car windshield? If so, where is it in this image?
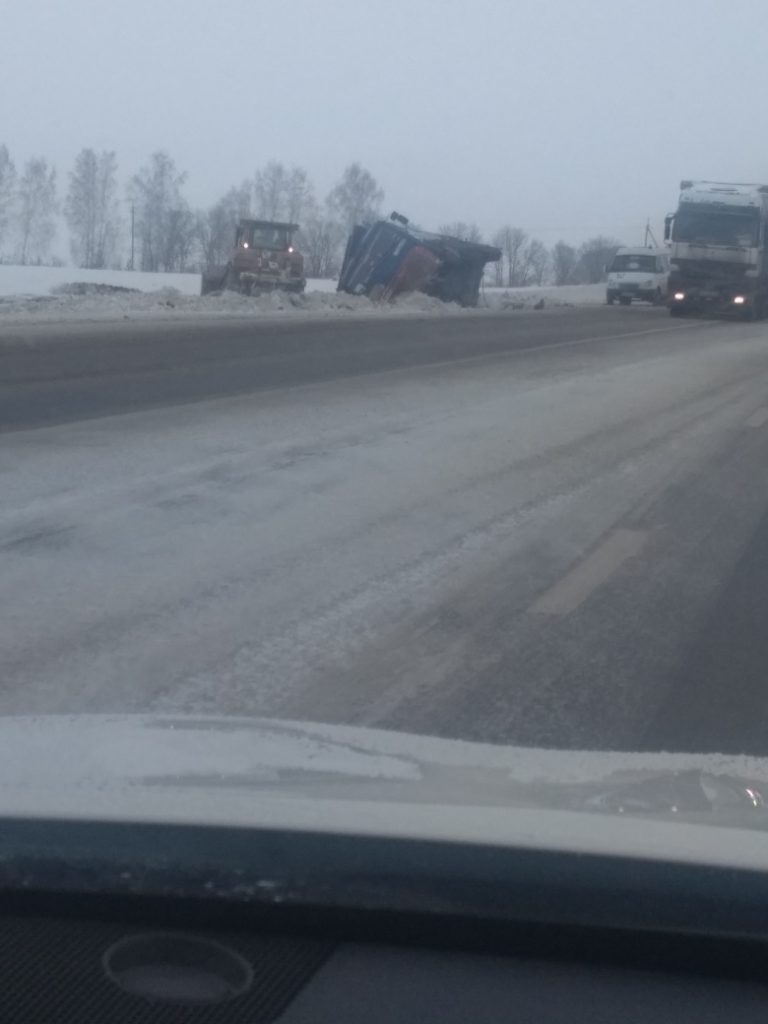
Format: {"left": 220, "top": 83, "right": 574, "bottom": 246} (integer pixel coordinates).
{"left": 4, "top": 0, "right": 768, "bottom": 874}
{"left": 673, "top": 206, "right": 759, "bottom": 246}
{"left": 610, "top": 255, "right": 657, "bottom": 272}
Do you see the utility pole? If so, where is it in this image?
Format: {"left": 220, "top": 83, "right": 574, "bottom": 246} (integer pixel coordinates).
{"left": 129, "top": 203, "right": 135, "bottom": 271}
{"left": 644, "top": 218, "right": 659, "bottom": 249}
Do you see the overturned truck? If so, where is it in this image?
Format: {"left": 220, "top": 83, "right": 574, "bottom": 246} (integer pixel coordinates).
{"left": 337, "top": 214, "right": 501, "bottom": 307}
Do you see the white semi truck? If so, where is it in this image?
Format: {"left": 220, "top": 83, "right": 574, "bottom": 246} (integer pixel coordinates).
{"left": 665, "top": 180, "right": 768, "bottom": 319}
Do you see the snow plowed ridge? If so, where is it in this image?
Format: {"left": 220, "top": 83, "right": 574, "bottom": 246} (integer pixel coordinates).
{"left": 0, "top": 285, "right": 470, "bottom": 324}
{"left": 0, "top": 264, "right": 605, "bottom": 326}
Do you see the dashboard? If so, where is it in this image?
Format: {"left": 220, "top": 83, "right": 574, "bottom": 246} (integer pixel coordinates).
{"left": 2, "top": 815, "right": 768, "bottom": 1022}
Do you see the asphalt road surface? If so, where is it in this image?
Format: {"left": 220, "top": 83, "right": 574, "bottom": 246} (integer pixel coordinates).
{"left": 4, "top": 305, "right": 768, "bottom": 755}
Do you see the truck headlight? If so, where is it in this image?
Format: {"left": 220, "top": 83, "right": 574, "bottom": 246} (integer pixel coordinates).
{"left": 733, "top": 295, "right": 746, "bottom": 305}
{"left": 673, "top": 291, "right": 685, "bottom": 301}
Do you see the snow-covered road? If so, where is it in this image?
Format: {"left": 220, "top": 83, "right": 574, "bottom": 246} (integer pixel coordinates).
{"left": 4, "top": 309, "right": 768, "bottom": 750}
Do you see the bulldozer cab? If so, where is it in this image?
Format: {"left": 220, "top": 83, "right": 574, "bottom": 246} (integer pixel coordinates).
{"left": 236, "top": 220, "right": 297, "bottom": 252}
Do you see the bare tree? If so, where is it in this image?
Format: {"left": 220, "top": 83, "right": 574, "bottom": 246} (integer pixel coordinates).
{"left": 163, "top": 206, "right": 196, "bottom": 272}
{"left": 0, "top": 144, "right": 16, "bottom": 257}
{"left": 285, "top": 166, "right": 315, "bottom": 225}
{"left": 129, "top": 151, "right": 189, "bottom": 272}
{"left": 254, "top": 161, "right": 288, "bottom": 220}
{"left": 489, "top": 227, "right": 504, "bottom": 286}
{"left": 196, "top": 182, "right": 251, "bottom": 268}
{"left": 196, "top": 205, "right": 226, "bottom": 269}
{"left": 508, "top": 228, "right": 530, "bottom": 285}
{"left": 551, "top": 241, "right": 577, "bottom": 285}
{"left": 65, "top": 148, "right": 120, "bottom": 268}
{"left": 493, "top": 225, "right": 529, "bottom": 286}
{"left": 438, "top": 221, "right": 483, "bottom": 243}
{"left": 576, "top": 236, "right": 622, "bottom": 283}
{"left": 327, "top": 163, "right": 383, "bottom": 231}
{"left": 524, "top": 238, "right": 550, "bottom": 285}
{"left": 302, "top": 208, "right": 345, "bottom": 278}
{"left": 16, "top": 157, "right": 57, "bottom": 264}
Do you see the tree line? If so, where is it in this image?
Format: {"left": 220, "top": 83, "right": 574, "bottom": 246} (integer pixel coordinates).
{"left": 0, "top": 146, "right": 385, "bottom": 276}
{"left": 0, "top": 143, "right": 621, "bottom": 282}
{"left": 438, "top": 221, "right": 622, "bottom": 287}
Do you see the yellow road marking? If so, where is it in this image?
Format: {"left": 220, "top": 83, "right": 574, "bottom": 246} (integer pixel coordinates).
{"left": 531, "top": 529, "right": 647, "bottom": 616}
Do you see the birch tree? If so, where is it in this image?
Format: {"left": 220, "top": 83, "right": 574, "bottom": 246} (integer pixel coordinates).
{"left": 65, "top": 148, "right": 120, "bottom": 268}
{"left": 16, "top": 157, "right": 57, "bottom": 264}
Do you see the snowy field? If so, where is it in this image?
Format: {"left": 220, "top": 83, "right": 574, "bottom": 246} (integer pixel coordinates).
{"left": 0, "top": 264, "right": 605, "bottom": 326}
{"left": 0, "top": 265, "right": 204, "bottom": 298}
{"left": 0, "top": 264, "right": 338, "bottom": 298}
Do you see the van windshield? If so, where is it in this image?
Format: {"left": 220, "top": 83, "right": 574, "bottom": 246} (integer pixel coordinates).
{"left": 609, "top": 254, "right": 657, "bottom": 272}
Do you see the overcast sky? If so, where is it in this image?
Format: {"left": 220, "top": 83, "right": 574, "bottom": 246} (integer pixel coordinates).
{"left": 4, "top": 0, "right": 768, "bottom": 248}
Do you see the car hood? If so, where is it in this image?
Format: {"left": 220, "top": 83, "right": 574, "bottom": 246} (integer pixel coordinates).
{"left": 5, "top": 714, "right": 768, "bottom": 870}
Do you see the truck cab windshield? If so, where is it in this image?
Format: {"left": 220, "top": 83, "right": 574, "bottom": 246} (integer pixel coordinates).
{"left": 247, "top": 226, "right": 290, "bottom": 250}
{"left": 673, "top": 207, "right": 759, "bottom": 247}
{"left": 610, "top": 255, "right": 656, "bottom": 272}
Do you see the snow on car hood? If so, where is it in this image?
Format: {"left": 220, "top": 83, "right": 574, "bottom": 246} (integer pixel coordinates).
{"left": 5, "top": 714, "right": 768, "bottom": 870}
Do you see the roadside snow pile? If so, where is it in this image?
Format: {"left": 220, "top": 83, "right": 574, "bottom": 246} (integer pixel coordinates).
{"left": 0, "top": 282, "right": 468, "bottom": 324}
{"left": 52, "top": 282, "right": 140, "bottom": 296}
{"left": 0, "top": 262, "right": 605, "bottom": 324}
{"left": 482, "top": 283, "right": 605, "bottom": 309}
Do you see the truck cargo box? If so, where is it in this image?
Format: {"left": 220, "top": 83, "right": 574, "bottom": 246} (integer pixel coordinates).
{"left": 338, "top": 215, "right": 501, "bottom": 307}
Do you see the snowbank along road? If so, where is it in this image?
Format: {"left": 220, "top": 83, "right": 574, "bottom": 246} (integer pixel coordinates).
{"left": 4, "top": 304, "right": 768, "bottom": 755}
{"left": 0, "top": 263, "right": 604, "bottom": 320}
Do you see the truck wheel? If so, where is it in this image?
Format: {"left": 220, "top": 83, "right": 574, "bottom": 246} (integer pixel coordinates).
{"left": 669, "top": 306, "right": 685, "bottom": 317}
{"left": 619, "top": 295, "right": 632, "bottom": 306}
{"left": 653, "top": 288, "right": 663, "bottom": 306}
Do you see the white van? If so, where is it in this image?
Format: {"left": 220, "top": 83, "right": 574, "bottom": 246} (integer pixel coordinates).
{"left": 606, "top": 248, "right": 670, "bottom": 306}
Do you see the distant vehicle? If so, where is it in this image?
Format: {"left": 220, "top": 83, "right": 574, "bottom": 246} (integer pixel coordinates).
{"left": 665, "top": 181, "right": 768, "bottom": 318}
{"left": 606, "top": 247, "right": 670, "bottom": 306}
{"left": 201, "top": 219, "right": 306, "bottom": 296}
